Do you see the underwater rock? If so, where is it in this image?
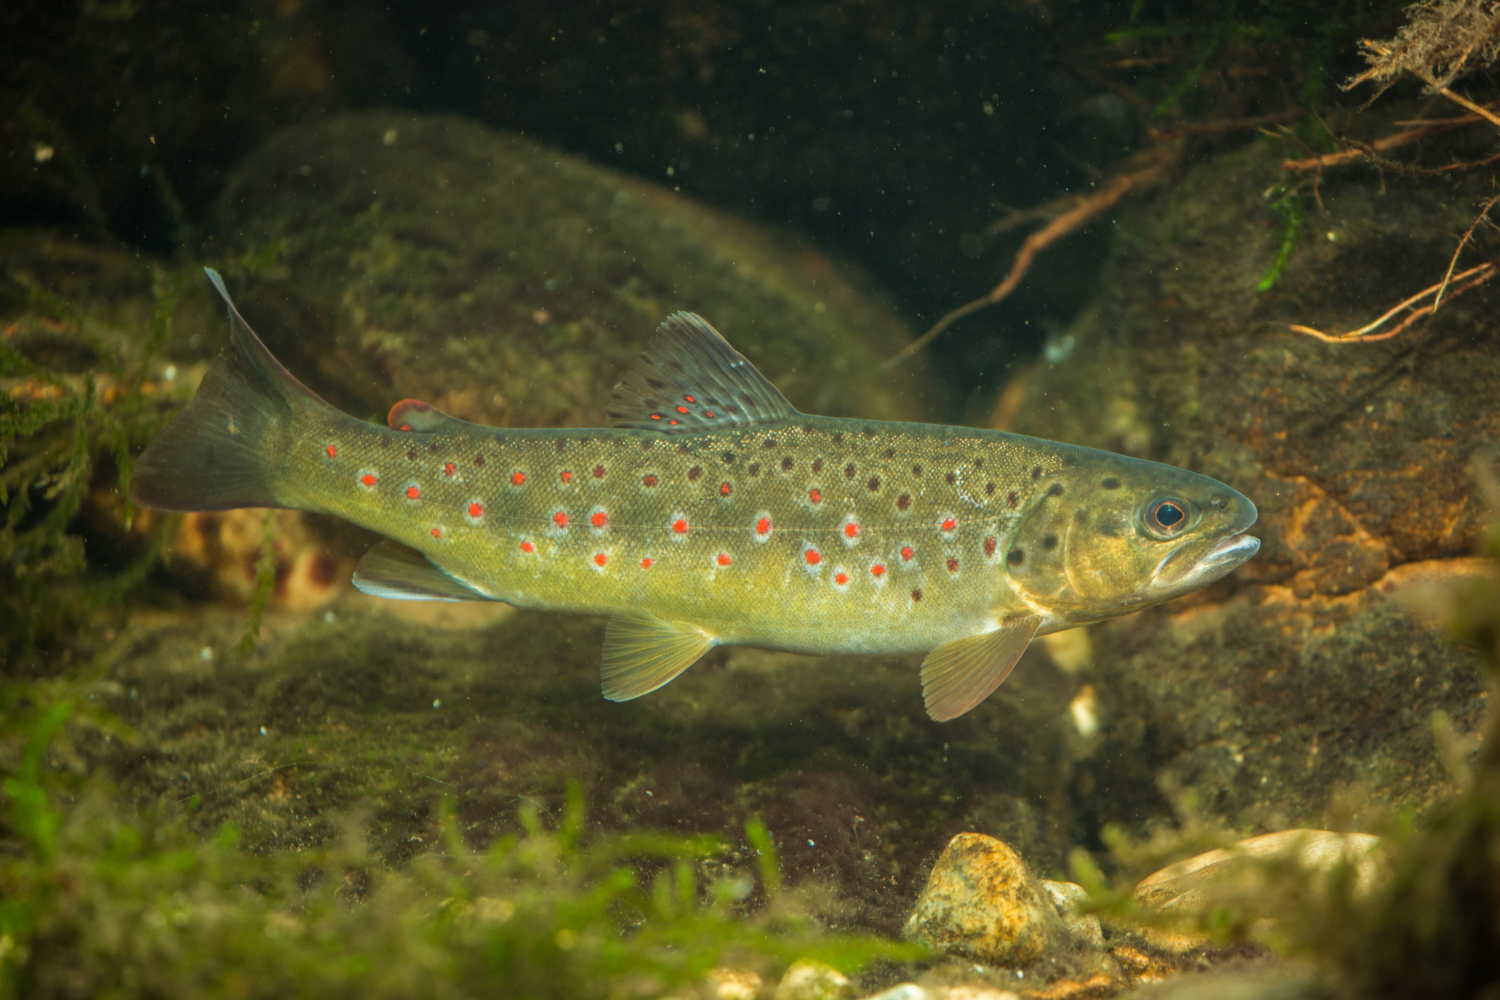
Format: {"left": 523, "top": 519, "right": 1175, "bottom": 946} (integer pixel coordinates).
{"left": 1040, "top": 879, "right": 1104, "bottom": 948}
{"left": 774, "top": 959, "right": 854, "bottom": 1000}
{"left": 1134, "top": 830, "right": 1383, "bottom": 915}
{"left": 706, "top": 967, "right": 765, "bottom": 1000}
{"left": 991, "top": 120, "right": 1498, "bottom": 838}
{"left": 902, "top": 833, "right": 1068, "bottom": 964}
{"left": 209, "top": 110, "right": 935, "bottom": 432}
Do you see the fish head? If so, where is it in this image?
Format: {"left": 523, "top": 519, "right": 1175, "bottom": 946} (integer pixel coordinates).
{"left": 1003, "top": 453, "right": 1259, "bottom": 626}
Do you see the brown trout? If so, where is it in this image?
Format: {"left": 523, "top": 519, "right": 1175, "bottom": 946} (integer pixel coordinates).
{"left": 131, "top": 269, "right": 1260, "bottom": 721}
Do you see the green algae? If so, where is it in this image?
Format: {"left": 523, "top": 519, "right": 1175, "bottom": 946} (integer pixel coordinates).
{"left": 0, "top": 680, "right": 920, "bottom": 1000}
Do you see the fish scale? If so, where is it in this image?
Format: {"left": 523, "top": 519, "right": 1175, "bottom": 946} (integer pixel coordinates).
{"left": 130, "top": 268, "right": 1261, "bottom": 721}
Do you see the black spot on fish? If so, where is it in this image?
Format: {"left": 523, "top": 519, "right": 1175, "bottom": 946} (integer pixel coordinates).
{"left": 593, "top": 464, "right": 606, "bottom": 478}
{"left": 646, "top": 377, "right": 666, "bottom": 390}
{"left": 722, "top": 451, "right": 735, "bottom": 464}
{"left": 782, "top": 456, "right": 795, "bottom": 471}
{"left": 897, "top": 493, "right": 911, "bottom": 510}
{"left": 688, "top": 466, "right": 702, "bottom": 481}
{"left": 644, "top": 398, "right": 659, "bottom": 408}
{"left": 884, "top": 447, "right": 896, "bottom": 459}
{"left": 643, "top": 439, "right": 655, "bottom": 450}
{"left": 379, "top": 438, "right": 391, "bottom": 449}
{"left": 868, "top": 476, "right": 881, "bottom": 492}
{"left": 833, "top": 433, "right": 844, "bottom": 444}
{"left": 1031, "top": 466, "right": 1042, "bottom": 480}
{"left": 845, "top": 463, "right": 856, "bottom": 479}
{"left": 974, "top": 457, "right": 984, "bottom": 468}
{"left": 474, "top": 454, "right": 485, "bottom": 467}
{"left": 1007, "top": 549, "right": 1025, "bottom": 566}
{"left": 985, "top": 482, "right": 995, "bottom": 497}
{"left": 945, "top": 471, "right": 957, "bottom": 485}
{"left": 803, "top": 424, "right": 815, "bottom": 433}
{"left": 748, "top": 462, "right": 761, "bottom": 476}
{"left": 911, "top": 589, "right": 923, "bottom": 602}
{"left": 494, "top": 434, "right": 506, "bottom": 444}
{"left": 913, "top": 464, "right": 923, "bottom": 476}
{"left": 669, "top": 360, "right": 684, "bottom": 371}
{"left": 407, "top": 449, "right": 417, "bottom": 461}
{"left": 812, "top": 458, "right": 824, "bottom": 473}
{"left": 1102, "top": 477, "right": 1121, "bottom": 490}
{"left": 1006, "top": 491, "right": 1019, "bottom": 508}
{"left": 1048, "top": 483, "right": 1064, "bottom": 497}
{"left": 556, "top": 440, "right": 566, "bottom": 452}
{"left": 863, "top": 427, "right": 875, "bottom": 438}
{"left": 1042, "top": 534, "right": 1058, "bottom": 550}
{"left": 763, "top": 437, "right": 776, "bottom": 448}
{"left": 677, "top": 443, "right": 691, "bottom": 453}
{"left": 428, "top": 442, "right": 439, "bottom": 452}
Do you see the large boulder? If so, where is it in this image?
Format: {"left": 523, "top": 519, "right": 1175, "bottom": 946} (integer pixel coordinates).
{"left": 991, "top": 123, "right": 1498, "bottom": 834}
{"left": 207, "top": 110, "right": 936, "bottom": 429}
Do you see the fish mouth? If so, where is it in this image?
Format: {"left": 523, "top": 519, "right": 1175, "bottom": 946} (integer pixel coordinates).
{"left": 1154, "top": 532, "right": 1261, "bottom": 593}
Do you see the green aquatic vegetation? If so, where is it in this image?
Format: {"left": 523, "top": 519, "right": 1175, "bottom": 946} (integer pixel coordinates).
{"left": 0, "top": 267, "right": 182, "bottom": 657}
{"left": 0, "top": 682, "right": 917, "bottom": 1000}
{"left": 1257, "top": 185, "right": 1305, "bottom": 292}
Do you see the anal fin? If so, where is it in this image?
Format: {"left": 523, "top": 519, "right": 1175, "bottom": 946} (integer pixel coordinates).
{"left": 352, "top": 541, "right": 492, "bottom": 602}
{"left": 601, "top": 609, "right": 716, "bottom": 701}
{"left": 920, "top": 614, "right": 1041, "bottom": 722}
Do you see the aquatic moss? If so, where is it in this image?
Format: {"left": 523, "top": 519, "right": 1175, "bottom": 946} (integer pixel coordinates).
{"left": 0, "top": 680, "right": 917, "bottom": 1000}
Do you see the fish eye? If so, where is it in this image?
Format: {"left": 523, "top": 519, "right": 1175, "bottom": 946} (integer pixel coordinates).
{"left": 1146, "top": 497, "right": 1189, "bottom": 536}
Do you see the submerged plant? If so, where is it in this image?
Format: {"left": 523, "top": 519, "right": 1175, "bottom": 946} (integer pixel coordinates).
{"left": 0, "top": 681, "right": 916, "bottom": 1000}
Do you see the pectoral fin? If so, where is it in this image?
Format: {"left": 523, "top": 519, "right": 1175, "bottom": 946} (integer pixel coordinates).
{"left": 601, "top": 609, "right": 716, "bottom": 701}
{"left": 920, "top": 615, "right": 1041, "bottom": 721}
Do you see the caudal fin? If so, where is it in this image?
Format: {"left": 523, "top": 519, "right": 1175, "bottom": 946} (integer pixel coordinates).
{"left": 129, "top": 268, "right": 329, "bottom": 512}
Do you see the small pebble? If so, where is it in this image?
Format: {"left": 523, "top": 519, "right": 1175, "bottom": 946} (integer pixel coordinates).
{"left": 774, "top": 958, "right": 851, "bottom": 1000}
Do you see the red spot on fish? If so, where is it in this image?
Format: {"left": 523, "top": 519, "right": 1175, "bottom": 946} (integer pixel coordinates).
{"left": 901, "top": 546, "right": 915, "bottom": 561}
{"left": 871, "top": 564, "right": 886, "bottom": 577}
{"left": 594, "top": 553, "right": 608, "bottom": 567}
{"left": 326, "top": 445, "right": 338, "bottom": 459}
{"left": 650, "top": 414, "right": 662, "bottom": 421}
{"left": 805, "top": 548, "right": 822, "bottom": 565}
{"left": 406, "top": 485, "right": 421, "bottom": 500}
{"left": 641, "top": 557, "right": 654, "bottom": 568}
{"left": 756, "top": 517, "right": 771, "bottom": 535}
{"left": 520, "top": 540, "right": 535, "bottom": 553}
{"left": 469, "top": 502, "right": 485, "bottom": 518}
{"left": 431, "top": 527, "right": 443, "bottom": 539}
{"left": 834, "top": 571, "right": 849, "bottom": 585}
{"left": 593, "top": 465, "right": 606, "bottom": 478}
{"left": 704, "top": 410, "right": 716, "bottom": 418}
{"left": 643, "top": 474, "right": 659, "bottom": 488}
{"left": 676, "top": 406, "right": 690, "bottom": 414}
{"left": 984, "top": 537, "right": 997, "bottom": 557}
{"left": 591, "top": 511, "right": 608, "bottom": 527}
{"left": 844, "top": 522, "right": 860, "bottom": 538}
{"left": 808, "top": 489, "right": 822, "bottom": 505}
{"left": 942, "top": 518, "right": 957, "bottom": 532}
{"left": 444, "top": 462, "right": 457, "bottom": 476}
{"left": 511, "top": 472, "right": 527, "bottom": 486}
{"left": 360, "top": 473, "right": 377, "bottom": 487}
{"left": 946, "top": 557, "right": 959, "bottom": 573}
{"left": 561, "top": 470, "right": 574, "bottom": 483}
{"left": 719, "top": 482, "right": 732, "bottom": 497}
{"left": 553, "top": 511, "right": 570, "bottom": 528}
{"left": 673, "top": 518, "right": 689, "bottom": 534}
{"left": 717, "top": 553, "right": 732, "bottom": 566}
{"left": 684, "top": 395, "right": 696, "bottom": 403}
{"left": 400, "top": 424, "right": 412, "bottom": 432}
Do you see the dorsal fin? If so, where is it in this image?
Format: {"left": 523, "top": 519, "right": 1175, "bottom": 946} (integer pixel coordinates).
{"left": 388, "top": 398, "right": 464, "bottom": 433}
{"left": 604, "top": 312, "right": 798, "bottom": 433}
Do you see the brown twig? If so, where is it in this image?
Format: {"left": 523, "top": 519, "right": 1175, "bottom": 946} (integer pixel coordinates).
{"left": 1286, "top": 261, "right": 1499, "bottom": 343}
{"left": 880, "top": 145, "right": 1178, "bottom": 370}
{"left": 1281, "top": 107, "right": 1495, "bottom": 171}
{"left": 1436, "top": 194, "right": 1500, "bottom": 307}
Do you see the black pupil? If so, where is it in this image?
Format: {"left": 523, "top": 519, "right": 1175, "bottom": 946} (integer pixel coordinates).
{"left": 1156, "top": 503, "right": 1185, "bottom": 527}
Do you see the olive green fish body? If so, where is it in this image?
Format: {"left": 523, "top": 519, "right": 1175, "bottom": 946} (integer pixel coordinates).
{"left": 132, "top": 270, "right": 1261, "bottom": 720}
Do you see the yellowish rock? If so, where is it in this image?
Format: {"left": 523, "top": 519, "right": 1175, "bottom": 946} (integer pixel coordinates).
{"left": 902, "top": 833, "right": 1067, "bottom": 964}
{"left": 774, "top": 958, "right": 852, "bottom": 1000}
{"left": 706, "top": 967, "right": 765, "bottom": 1000}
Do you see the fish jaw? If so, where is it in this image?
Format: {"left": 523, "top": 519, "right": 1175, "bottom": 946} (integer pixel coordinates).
{"left": 1148, "top": 493, "right": 1260, "bottom": 598}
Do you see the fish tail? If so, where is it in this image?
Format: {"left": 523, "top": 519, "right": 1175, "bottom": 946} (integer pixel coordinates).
{"left": 129, "top": 268, "right": 329, "bottom": 512}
